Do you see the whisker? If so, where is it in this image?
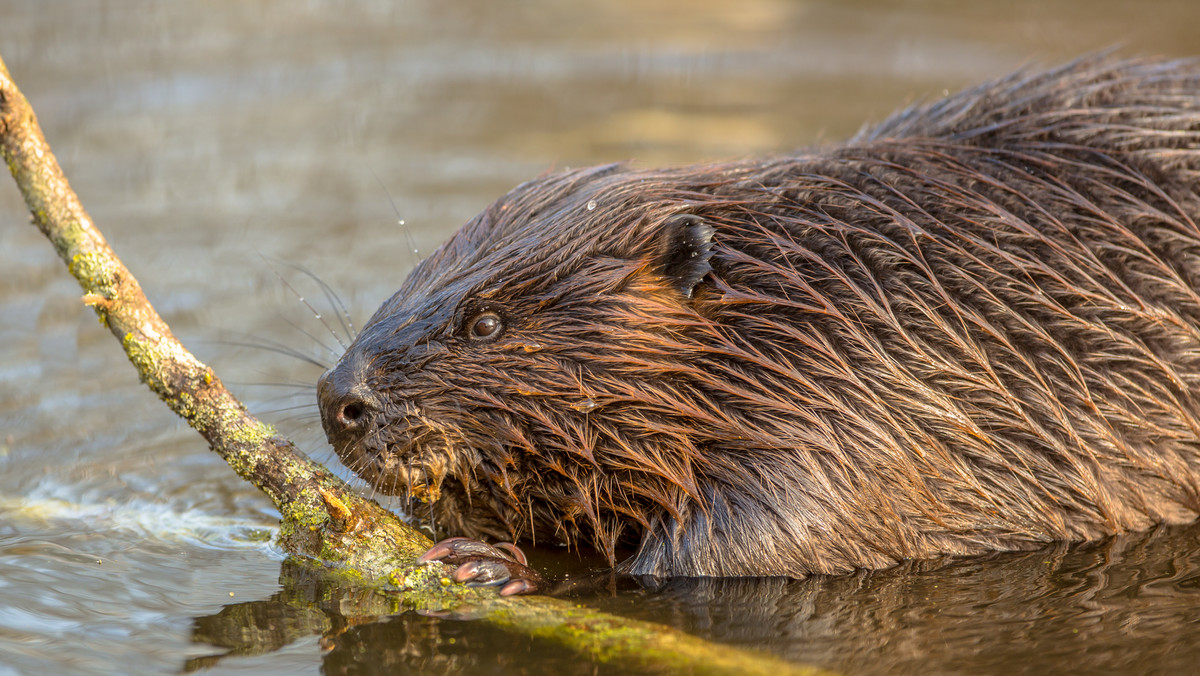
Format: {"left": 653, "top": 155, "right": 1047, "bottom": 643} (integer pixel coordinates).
{"left": 371, "top": 168, "right": 422, "bottom": 271}
{"left": 277, "top": 314, "right": 343, "bottom": 364}
{"left": 427, "top": 496, "right": 436, "bottom": 540}
{"left": 263, "top": 411, "right": 323, "bottom": 426}
{"left": 211, "top": 336, "right": 329, "bottom": 369}
{"left": 262, "top": 256, "right": 351, "bottom": 351}
{"left": 277, "top": 259, "right": 360, "bottom": 343}
{"left": 228, "top": 380, "right": 317, "bottom": 390}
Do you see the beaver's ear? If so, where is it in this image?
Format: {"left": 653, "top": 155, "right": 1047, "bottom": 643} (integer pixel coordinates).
{"left": 652, "top": 214, "right": 716, "bottom": 298}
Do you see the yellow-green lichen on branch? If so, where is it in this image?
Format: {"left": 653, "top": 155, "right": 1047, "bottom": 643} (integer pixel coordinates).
{"left": 68, "top": 251, "right": 117, "bottom": 297}
{"left": 120, "top": 330, "right": 153, "bottom": 375}
{"left": 226, "top": 418, "right": 275, "bottom": 448}
{"left": 120, "top": 329, "right": 169, "bottom": 392}
{"left": 476, "top": 595, "right": 828, "bottom": 676}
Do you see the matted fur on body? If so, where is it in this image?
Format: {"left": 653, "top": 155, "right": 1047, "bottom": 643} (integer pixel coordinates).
{"left": 318, "top": 57, "right": 1200, "bottom": 578}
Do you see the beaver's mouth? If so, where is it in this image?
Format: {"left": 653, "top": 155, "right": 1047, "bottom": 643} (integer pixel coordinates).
{"left": 376, "top": 453, "right": 451, "bottom": 502}
{"left": 342, "top": 440, "right": 510, "bottom": 541}
{"left": 333, "top": 433, "right": 457, "bottom": 499}
{"left": 324, "top": 404, "right": 464, "bottom": 492}
{"left": 423, "top": 475, "right": 515, "bottom": 542}
{"left": 326, "top": 412, "right": 514, "bottom": 540}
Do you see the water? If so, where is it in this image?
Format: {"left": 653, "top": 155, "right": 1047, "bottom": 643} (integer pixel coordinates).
{"left": 1, "top": 1, "right": 1199, "bottom": 673}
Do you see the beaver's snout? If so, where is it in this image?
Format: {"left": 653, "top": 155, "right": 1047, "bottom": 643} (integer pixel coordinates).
{"left": 317, "top": 356, "right": 380, "bottom": 447}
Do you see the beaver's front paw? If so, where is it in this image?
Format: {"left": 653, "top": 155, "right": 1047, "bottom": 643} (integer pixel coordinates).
{"left": 417, "top": 536, "right": 544, "bottom": 596}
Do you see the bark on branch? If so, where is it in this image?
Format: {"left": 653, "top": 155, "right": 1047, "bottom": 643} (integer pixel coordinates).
{"left": 0, "top": 54, "right": 826, "bottom": 676}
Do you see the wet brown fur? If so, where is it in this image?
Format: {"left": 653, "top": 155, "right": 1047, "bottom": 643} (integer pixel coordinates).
{"left": 319, "top": 57, "right": 1200, "bottom": 577}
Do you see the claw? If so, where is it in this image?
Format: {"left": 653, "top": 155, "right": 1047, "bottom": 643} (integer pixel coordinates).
{"left": 451, "top": 560, "right": 484, "bottom": 583}
{"left": 418, "top": 536, "right": 517, "bottom": 564}
{"left": 499, "top": 579, "right": 534, "bottom": 596}
{"left": 416, "top": 540, "right": 457, "bottom": 563}
{"left": 492, "top": 541, "right": 528, "bottom": 565}
{"left": 415, "top": 536, "right": 544, "bottom": 595}
{"left": 451, "top": 559, "right": 516, "bottom": 586}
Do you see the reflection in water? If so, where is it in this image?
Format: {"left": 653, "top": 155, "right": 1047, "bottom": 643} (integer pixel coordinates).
{"left": 188, "top": 561, "right": 598, "bottom": 675}
{"left": 189, "top": 524, "right": 1200, "bottom": 675}
{"left": 612, "top": 523, "right": 1200, "bottom": 674}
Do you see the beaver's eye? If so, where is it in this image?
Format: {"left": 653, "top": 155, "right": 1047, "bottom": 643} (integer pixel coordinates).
{"left": 467, "top": 312, "right": 503, "bottom": 341}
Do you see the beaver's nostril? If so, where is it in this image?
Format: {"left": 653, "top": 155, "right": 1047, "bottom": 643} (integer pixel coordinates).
{"left": 339, "top": 400, "right": 367, "bottom": 428}
{"left": 318, "top": 361, "right": 378, "bottom": 440}
{"left": 322, "top": 391, "right": 377, "bottom": 439}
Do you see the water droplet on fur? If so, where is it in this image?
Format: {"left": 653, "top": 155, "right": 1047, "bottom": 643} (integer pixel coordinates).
{"left": 571, "top": 398, "right": 597, "bottom": 412}
{"left": 586, "top": 199, "right": 597, "bottom": 211}
{"left": 521, "top": 342, "right": 543, "bottom": 353}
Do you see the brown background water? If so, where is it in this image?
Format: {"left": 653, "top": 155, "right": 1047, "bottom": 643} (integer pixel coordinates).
{"left": 2, "top": 1, "right": 1200, "bottom": 674}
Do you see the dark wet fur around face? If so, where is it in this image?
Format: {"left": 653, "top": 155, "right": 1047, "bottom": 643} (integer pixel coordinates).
{"left": 318, "top": 57, "right": 1200, "bottom": 578}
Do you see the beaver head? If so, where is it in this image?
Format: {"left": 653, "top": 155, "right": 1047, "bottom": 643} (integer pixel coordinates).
{"left": 317, "top": 162, "right": 727, "bottom": 561}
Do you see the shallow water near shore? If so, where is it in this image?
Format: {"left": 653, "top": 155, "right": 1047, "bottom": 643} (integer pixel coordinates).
{"left": 2, "top": 1, "right": 1200, "bottom": 674}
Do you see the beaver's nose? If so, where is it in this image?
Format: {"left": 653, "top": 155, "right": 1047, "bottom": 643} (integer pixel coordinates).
{"left": 317, "top": 359, "right": 380, "bottom": 442}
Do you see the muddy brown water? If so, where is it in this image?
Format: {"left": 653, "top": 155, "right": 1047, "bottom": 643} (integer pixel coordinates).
{"left": 2, "top": 2, "right": 1200, "bottom": 674}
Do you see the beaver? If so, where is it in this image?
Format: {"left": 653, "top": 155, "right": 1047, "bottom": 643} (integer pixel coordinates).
{"left": 318, "top": 56, "right": 1200, "bottom": 593}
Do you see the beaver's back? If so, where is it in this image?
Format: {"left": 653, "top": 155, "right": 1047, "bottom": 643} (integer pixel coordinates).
{"left": 629, "top": 57, "right": 1200, "bottom": 576}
